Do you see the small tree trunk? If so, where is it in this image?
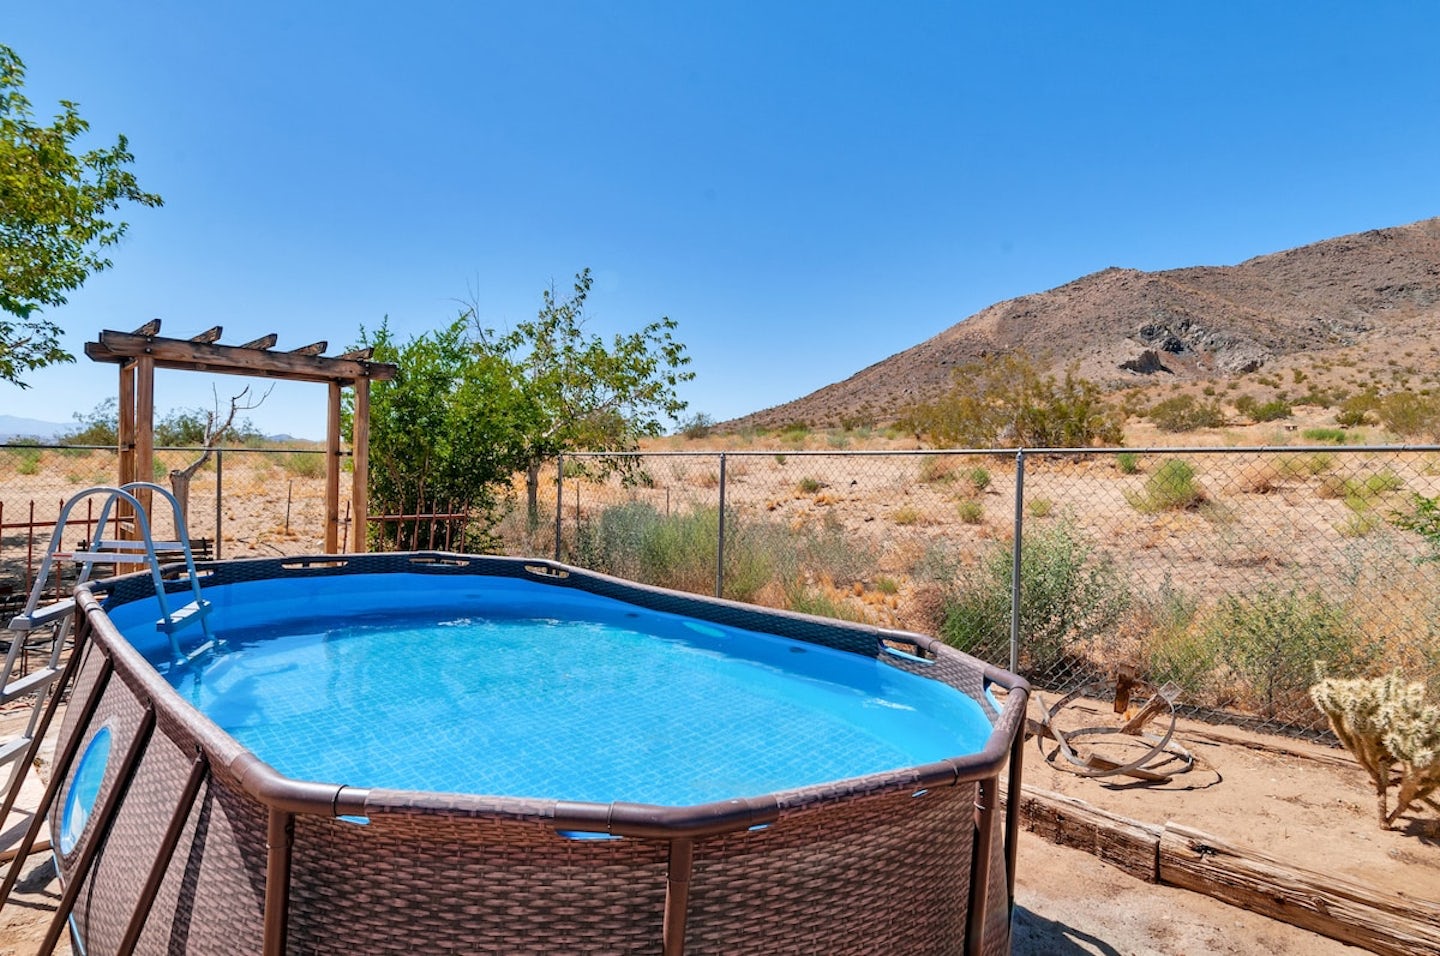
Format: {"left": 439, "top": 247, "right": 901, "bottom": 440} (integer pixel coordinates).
{"left": 170, "top": 471, "right": 191, "bottom": 525}
{"left": 526, "top": 461, "right": 542, "bottom": 531}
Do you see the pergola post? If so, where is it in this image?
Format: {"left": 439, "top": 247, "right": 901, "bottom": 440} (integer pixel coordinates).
{"left": 134, "top": 354, "right": 156, "bottom": 522}
{"left": 324, "top": 382, "right": 342, "bottom": 553}
{"left": 350, "top": 378, "right": 370, "bottom": 553}
{"left": 117, "top": 361, "right": 137, "bottom": 536}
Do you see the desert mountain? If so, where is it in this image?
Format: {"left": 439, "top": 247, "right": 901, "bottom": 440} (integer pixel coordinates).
{"left": 730, "top": 216, "right": 1440, "bottom": 429}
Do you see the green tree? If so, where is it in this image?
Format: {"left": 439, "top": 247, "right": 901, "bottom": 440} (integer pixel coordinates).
{"left": 483, "top": 269, "right": 693, "bottom": 526}
{"left": 354, "top": 271, "right": 693, "bottom": 548}
{"left": 0, "top": 44, "right": 162, "bottom": 386}
{"left": 353, "top": 316, "right": 533, "bottom": 550}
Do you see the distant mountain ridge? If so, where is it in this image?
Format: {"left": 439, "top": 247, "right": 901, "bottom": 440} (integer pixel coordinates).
{"left": 729, "top": 217, "right": 1440, "bottom": 429}
{"left": 0, "top": 414, "right": 67, "bottom": 442}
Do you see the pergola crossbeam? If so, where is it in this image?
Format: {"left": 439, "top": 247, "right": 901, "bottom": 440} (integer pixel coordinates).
{"left": 87, "top": 326, "right": 395, "bottom": 554}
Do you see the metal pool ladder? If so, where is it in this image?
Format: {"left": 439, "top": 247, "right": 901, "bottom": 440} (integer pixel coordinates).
{"left": 1, "top": 483, "right": 214, "bottom": 794}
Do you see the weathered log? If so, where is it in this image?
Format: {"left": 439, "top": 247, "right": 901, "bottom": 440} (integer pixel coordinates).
{"left": 1009, "top": 787, "right": 1161, "bottom": 881}
{"left": 1159, "top": 822, "right": 1440, "bottom": 956}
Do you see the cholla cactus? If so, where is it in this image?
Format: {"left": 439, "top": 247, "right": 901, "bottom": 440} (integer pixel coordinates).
{"left": 1311, "top": 669, "right": 1440, "bottom": 829}
{"left": 1384, "top": 686, "right": 1440, "bottom": 829}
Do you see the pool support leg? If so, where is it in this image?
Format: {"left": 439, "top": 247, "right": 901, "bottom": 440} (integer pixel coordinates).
{"left": 966, "top": 775, "right": 997, "bottom": 956}
{"left": 663, "top": 837, "right": 694, "bottom": 956}
{"left": 0, "top": 651, "right": 113, "bottom": 909}
{"left": 115, "top": 750, "right": 210, "bottom": 956}
{"left": 39, "top": 702, "right": 156, "bottom": 956}
{"left": 1006, "top": 714, "right": 1025, "bottom": 912}
{"left": 263, "top": 808, "right": 295, "bottom": 956}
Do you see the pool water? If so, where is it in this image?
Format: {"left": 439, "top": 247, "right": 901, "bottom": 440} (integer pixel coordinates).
{"left": 115, "top": 576, "right": 992, "bottom": 807}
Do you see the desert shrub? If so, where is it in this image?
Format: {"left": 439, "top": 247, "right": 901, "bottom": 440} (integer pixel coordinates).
{"left": 1250, "top": 398, "right": 1293, "bottom": 422}
{"left": 966, "top": 467, "right": 992, "bottom": 493}
{"left": 1302, "top": 427, "right": 1348, "bottom": 445}
{"left": 678, "top": 412, "right": 714, "bottom": 440}
{"left": 1337, "top": 511, "right": 1384, "bottom": 537}
{"left": 281, "top": 451, "right": 324, "bottom": 478}
{"left": 61, "top": 398, "right": 119, "bottom": 446}
{"left": 1227, "top": 459, "right": 1284, "bottom": 495}
{"left": 1392, "top": 493, "right": 1440, "bottom": 561}
{"left": 785, "top": 586, "right": 868, "bottom": 623}
{"left": 875, "top": 576, "right": 900, "bottom": 595}
{"left": 1205, "top": 588, "right": 1373, "bottom": 718}
{"left": 957, "top": 499, "right": 984, "bottom": 524}
{"left": 826, "top": 432, "right": 850, "bottom": 449}
{"left": 573, "top": 503, "right": 780, "bottom": 602}
{"left": 1362, "top": 471, "right": 1404, "bottom": 496}
{"left": 1316, "top": 475, "right": 1349, "bottom": 500}
{"left": 1114, "top": 452, "right": 1140, "bottom": 475}
{"left": 779, "top": 423, "right": 811, "bottom": 444}
{"left": 796, "top": 516, "right": 869, "bottom": 587}
{"left": 796, "top": 476, "right": 823, "bottom": 494}
{"left": 1127, "top": 459, "right": 1205, "bottom": 513}
{"left": 1376, "top": 392, "right": 1440, "bottom": 438}
{"left": 1028, "top": 497, "right": 1054, "bottom": 518}
{"left": 1147, "top": 395, "right": 1225, "bottom": 432}
{"left": 902, "top": 353, "right": 1123, "bottom": 448}
{"left": 937, "top": 522, "right": 1131, "bottom": 680}
{"left": 891, "top": 505, "right": 921, "bottom": 526}
{"left": 1337, "top": 389, "right": 1381, "bottom": 427}
{"left": 5, "top": 446, "right": 41, "bottom": 475}
{"left": 918, "top": 456, "right": 959, "bottom": 484}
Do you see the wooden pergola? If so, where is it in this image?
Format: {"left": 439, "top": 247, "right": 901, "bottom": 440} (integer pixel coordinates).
{"left": 85, "top": 320, "right": 397, "bottom": 553}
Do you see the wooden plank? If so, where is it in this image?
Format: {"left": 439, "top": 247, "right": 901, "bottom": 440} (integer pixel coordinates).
{"left": 133, "top": 318, "right": 161, "bottom": 336}
{"left": 240, "top": 333, "right": 278, "bottom": 350}
{"left": 336, "top": 347, "right": 374, "bottom": 361}
{"left": 91, "top": 331, "right": 395, "bottom": 383}
{"left": 289, "top": 341, "right": 327, "bottom": 356}
{"left": 190, "top": 325, "right": 222, "bottom": 343}
{"left": 1159, "top": 822, "right": 1440, "bottom": 956}
{"left": 1008, "top": 787, "right": 1160, "bottom": 881}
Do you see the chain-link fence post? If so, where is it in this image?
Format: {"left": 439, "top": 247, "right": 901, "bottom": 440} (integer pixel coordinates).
{"left": 716, "top": 453, "right": 727, "bottom": 598}
{"left": 554, "top": 455, "right": 564, "bottom": 563}
{"left": 214, "top": 449, "right": 224, "bottom": 559}
{"left": 1010, "top": 449, "right": 1026, "bottom": 675}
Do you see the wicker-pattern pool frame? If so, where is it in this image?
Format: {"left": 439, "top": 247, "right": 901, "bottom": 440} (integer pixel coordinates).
{"left": 41, "top": 553, "right": 1029, "bottom": 955}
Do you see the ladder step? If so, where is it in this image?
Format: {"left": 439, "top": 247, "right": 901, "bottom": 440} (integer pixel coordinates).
{"left": 8, "top": 599, "right": 75, "bottom": 631}
{"left": 0, "top": 667, "right": 59, "bottom": 705}
{"left": 158, "top": 600, "right": 211, "bottom": 634}
{"left": 0, "top": 736, "right": 30, "bottom": 768}
{"left": 68, "top": 552, "right": 160, "bottom": 564}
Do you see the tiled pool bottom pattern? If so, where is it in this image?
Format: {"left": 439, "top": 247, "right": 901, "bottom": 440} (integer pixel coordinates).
{"left": 152, "top": 595, "right": 993, "bottom": 807}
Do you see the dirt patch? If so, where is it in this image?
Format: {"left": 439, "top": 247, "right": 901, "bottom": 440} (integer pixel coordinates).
{"left": 1025, "top": 698, "right": 1440, "bottom": 904}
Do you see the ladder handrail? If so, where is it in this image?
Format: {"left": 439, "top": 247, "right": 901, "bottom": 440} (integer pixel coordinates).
{"left": 11, "top": 482, "right": 214, "bottom": 664}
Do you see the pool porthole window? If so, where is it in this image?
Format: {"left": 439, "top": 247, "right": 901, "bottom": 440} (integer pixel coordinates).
{"left": 60, "top": 727, "right": 112, "bottom": 855}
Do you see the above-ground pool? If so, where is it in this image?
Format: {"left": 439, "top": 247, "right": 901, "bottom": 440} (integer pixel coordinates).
{"left": 45, "top": 553, "right": 1028, "bottom": 955}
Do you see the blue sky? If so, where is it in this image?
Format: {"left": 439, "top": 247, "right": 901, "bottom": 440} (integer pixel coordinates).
{"left": 4, "top": 2, "right": 1439, "bottom": 439}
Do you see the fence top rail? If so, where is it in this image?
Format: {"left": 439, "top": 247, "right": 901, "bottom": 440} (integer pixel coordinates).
{"left": 563, "top": 443, "right": 1440, "bottom": 460}
{"left": 0, "top": 442, "right": 351, "bottom": 456}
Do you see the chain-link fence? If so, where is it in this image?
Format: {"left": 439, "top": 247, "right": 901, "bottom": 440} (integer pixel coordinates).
{"left": 548, "top": 447, "right": 1440, "bottom": 739}
{"left": 6, "top": 441, "right": 1439, "bottom": 737}
{"left": 0, "top": 445, "right": 351, "bottom": 599}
